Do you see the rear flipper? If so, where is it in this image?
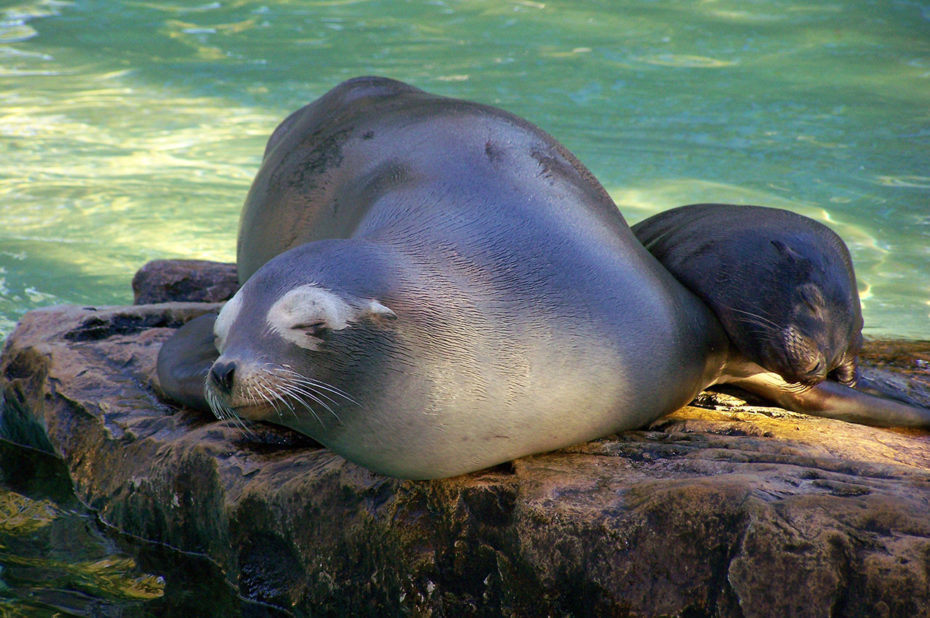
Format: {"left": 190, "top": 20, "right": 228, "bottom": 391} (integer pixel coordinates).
{"left": 729, "top": 372, "right": 930, "bottom": 428}
{"left": 156, "top": 312, "right": 219, "bottom": 413}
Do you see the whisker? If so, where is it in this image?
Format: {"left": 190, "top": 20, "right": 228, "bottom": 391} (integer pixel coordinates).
{"left": 205, "top": 362, "right": 358, "bottom": 434}
{"left": 255, "top": 375, "right": 296, "bottom": 419}
{"left": 206, "top": 388, "right": 253, "bottom": 436}
{"left": 205, "top": 373, "right": 260, "bottom": 437}
{"left": 277, "top": 374, "right": 343, "bottom": 408}
{"left": 721, "top": 305, "right": 782, "bottom": 330}
{"left": 233, "top": 413, "right": 256, "bottom": 438}
{"left": 292, "top": 381, "right": 343, "bottom": 408}
{"left": 205, "top": 385, "right": 230, "bottom": 420}
{"left": 735, "top": 318, "right": 779, "bottom": 337}
{"left": 290, "top": 394, "right": 326, "bottom": 428}
{"left": 284, "top": 382, "right": 343, "bottom": 424}
{"left": 739, "top": 323, "right": 778, "bottom": 338}
{"left": 278, "top": 384, "right": 312, "bottom": 421}
{"left": 277, "top": 366, "right": 360, "bottom": 406}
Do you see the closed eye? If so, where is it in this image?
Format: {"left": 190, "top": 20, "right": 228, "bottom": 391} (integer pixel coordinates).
{"left": 292, "top": 321, "right": 329, "bottom": 337}
{"left": 799, "top": 286, "right": 825, "bottom": 314}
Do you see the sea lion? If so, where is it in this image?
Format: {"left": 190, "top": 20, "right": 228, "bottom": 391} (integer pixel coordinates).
{"left": 632, "top": 204, "right": 862, "bottom": 387}
{"left": 157, "top": 77, "right": 930, "bottom": 480}
{"left": 158, "top": 76, "right": 729, "bottom": 478}
{"left": 633, "top": 203, "right": 929, "bottom": 427}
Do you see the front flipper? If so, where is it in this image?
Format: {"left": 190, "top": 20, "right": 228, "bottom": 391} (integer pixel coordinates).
{"left": 156, "top": 312, "right": 219, "bottom": 413}
{"left": 855, "top": 366, "right": 930, "bottom": 410}
{"left": 729, "top": 373, "right": 930, "bottom": 428}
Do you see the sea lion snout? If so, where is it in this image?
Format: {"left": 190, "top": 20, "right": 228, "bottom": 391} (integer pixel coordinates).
{"left": 779, "top": 325, "right": 829, "bottom": 386}
{"left": 795, "top": 353, "right": 828, "bottom": 386}
{"left": 209, "top": 360, "right": 236, "bottom": 394}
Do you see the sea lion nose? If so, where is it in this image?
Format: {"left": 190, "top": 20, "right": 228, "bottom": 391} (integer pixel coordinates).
{"left": 210, "top": 361, "right": 236, "bottom": 393}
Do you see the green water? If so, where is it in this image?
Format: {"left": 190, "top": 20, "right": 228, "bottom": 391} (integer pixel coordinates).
{"left": 0, "top": 0, "right": 928, "bottom": 612}
{"left": 1, "top": 0, "right": 929, "bottom": 341}
{"left": 0, "top": 438, "right": 164, "bottom": 616}
{"left": 0, "top": 430, "right": 282, "bottom": 615}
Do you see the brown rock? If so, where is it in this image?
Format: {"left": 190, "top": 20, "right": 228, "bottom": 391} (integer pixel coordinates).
{"left": 1, "top": 295, "right": 929, "bottom": 615}
{"left": 132, "top": 259, "right": 238, "bottom": 305}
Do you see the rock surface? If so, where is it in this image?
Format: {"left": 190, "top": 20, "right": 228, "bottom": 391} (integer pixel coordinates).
{"left": 1, "top": 261, "right": 929, "bottom": 616}
{"left": 132, "top": 259, "right": 239, "bottom": 305}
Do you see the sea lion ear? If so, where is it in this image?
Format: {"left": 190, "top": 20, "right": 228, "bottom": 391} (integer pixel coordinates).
{"left": 771, "top": 239, "right": 813, "bottom": 273}
{"left": 771, "top": 239, "right": 804, "bottom": 262}
{"left": 364, "top": 299, "right": 397, "bottom": 321}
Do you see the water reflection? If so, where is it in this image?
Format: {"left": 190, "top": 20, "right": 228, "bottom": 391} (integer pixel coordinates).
{"left": 0, "top": 436, "right": 163, "bottom": 615}
{"left": 0, "top": 2, "right": 927, "bottom": 339}
{"left": 0, "top": 413, "right": 291, "bottom": 616}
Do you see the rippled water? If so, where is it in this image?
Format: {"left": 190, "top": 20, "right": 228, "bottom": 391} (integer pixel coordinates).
{"left": 0, "top": 439, "right": 165, "bottom": 615}
{"left": 0, "top": 428, "right": 277, "bottom": 615}
{"left": 2, "top": 0, "right": 929, "bottom": 341}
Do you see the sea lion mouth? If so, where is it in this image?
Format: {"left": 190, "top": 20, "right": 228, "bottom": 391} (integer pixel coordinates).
{"left": 229, "top": 403, "right": 276, "bottom": 420}
{"left": 799, "top": 358, "right": 828, "bottom": 385}
{"left": 778, "top": 358, "right": 828, "bottom": 388}
{"left": 828, "top": 359, "right": 858, "bottom": 387}
{"left": 204, "top": 386, "right": 268, "bottom": 422}
{"left": 204, "top": 362, "right": 356, "bottom": 429}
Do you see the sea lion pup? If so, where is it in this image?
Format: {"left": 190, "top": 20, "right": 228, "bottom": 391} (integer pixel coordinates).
{"left": 633, "top": 203, "right": 929, "bottom": 426}
{"left": 633, "top": 204, "right": 863, "bottom": 387}
{"left": 157, "top": 77, "right": 929, "bottom": 479}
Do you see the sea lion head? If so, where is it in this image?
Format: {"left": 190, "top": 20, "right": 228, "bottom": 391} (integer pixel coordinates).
{"left": 204, "top": 242, "right": 398, "bottom": 433}
{"left": 728, "top": 239, "right": 863, "bottom": 387}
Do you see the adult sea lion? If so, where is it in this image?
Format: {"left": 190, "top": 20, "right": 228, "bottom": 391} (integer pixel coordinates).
{"left": 157, "top": 77, "right": 930, "bottom": 480}
{"left": 158, "top": 76, "right": 729, "bottom": 478}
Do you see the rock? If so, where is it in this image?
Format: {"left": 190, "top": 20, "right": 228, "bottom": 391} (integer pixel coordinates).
{"left": 132, "top": 259, "right": 238, "bottom": 305}
{"left": 1, "top": 261, "right": 929, "bottom": 615}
